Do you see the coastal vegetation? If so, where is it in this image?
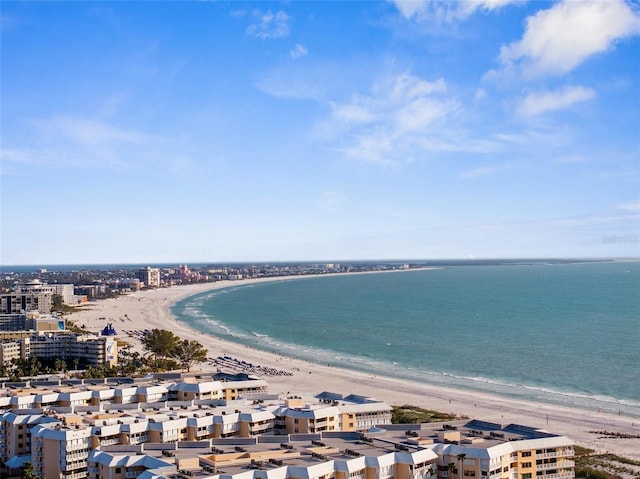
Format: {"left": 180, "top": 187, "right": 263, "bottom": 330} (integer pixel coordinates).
{"left": 574, "top": 446, "right": 640, "bottom": 479}
{"left": 391, "top": 405, "right": 462, "bottom": 424}
{"left": 0, "top": 329, "right": 208, "bottom": 380}
{"left": 51, "top": 294, "right": 77, "bottom": 314}
{"left": 141, "top": 328, "right": 208, "bottom": 372}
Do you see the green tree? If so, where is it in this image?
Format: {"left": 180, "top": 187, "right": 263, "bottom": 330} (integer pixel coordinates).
{"left": 142, "top": 329, "right": 181, "bottom": 367}
{"left": 54, "top": 358, "right": 66, "bottom": 373}
{"left": 11, "top": 357, "right": 42, "bottom": 378}
{"left": 21, "top": 461, "right": 36, "bottom": 479}
{"left": 118, "top": 346, "right": 147, "bottom": 375}
{"left": 174, "top": 339, "right": 208, "bottom": 372}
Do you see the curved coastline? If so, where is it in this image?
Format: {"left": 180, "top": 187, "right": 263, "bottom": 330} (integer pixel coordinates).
{"left": 174, "top": 285, "right": 640, "bottom": 419}
{"left": 71, "top": 272, "right": 640, "bottom": 460}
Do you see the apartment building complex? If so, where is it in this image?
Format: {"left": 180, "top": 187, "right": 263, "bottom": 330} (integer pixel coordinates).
{"left": 0, "top": 332, "right": 117, "bottom": 368}
{"left": 0, "top": 280, "right": 54, "bottom": 315}
{"left": 0, "top": 376, "right": 574, "bottom": 479}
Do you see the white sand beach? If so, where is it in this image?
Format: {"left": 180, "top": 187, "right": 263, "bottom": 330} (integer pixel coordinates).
{"left": 70, "top": 276, "right": 640, "bottom": 460}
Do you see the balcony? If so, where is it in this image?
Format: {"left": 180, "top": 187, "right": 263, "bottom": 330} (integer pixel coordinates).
{"left": 538, "top": 471, "right": 574, "bottom": 479}
{"left": 65, "top": 460, "right": 88, "bottom": 471}
{"left": 537, "top": 462, "right": 574, "bottom": 471}
{"left": 65, "top": 471, "right": 89, "bottom": 479}
{"left": 537, "top": 451, "right": 573, "bottom": 460}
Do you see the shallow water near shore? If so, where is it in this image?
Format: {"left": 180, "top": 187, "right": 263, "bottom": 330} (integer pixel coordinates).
{"left": 172, "top": 261, "right": 640, "bottom": 417}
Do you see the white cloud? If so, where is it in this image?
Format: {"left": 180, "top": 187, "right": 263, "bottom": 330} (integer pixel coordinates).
{"left": 390, "top": 0, "right": 521, "bottom": 22}
{"left": 388, "top": 73, "right": 447, "bottom": 100}
{"left": 395, "top": 97, "right": 452, "bottom": 132}
{"left": 290, "top": 43, "right": 308, "bottom": 59}
{"left": 474, "top": 88, "right": 487, "bottom": 101}
{"left": 247, "top": 10, "right": 290, "bottom": 39}
{"left": 321, "top": 72, "right": 464, "bottom": 167}
{"left": 516, "top": 85, "right": 596, "bottom": 117}
{"left": 617, "top": 200, "right": 640, "bottom": 211}
{"left": 499, "top": 0, "right": 640, "bottom": 77}
{"left": 331, "top": 102, "right": 376, "bottom": 123}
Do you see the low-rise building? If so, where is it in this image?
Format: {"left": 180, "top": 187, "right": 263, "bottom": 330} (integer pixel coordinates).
{"left": 0, "top": 380, "right": 574, "bottom": 479}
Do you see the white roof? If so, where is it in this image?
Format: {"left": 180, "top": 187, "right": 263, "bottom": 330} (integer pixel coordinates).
{"left": 171, "top": 381, "right": 223, "bottom": 393}
{"left": 278, "top": 405, "right": 340, "bottom": 419}
{"left": 288, "top": 460, "right": 336, "bottom": 479}
{"left": 89, "top": 449, "right": 173, "bottom": 469}
{"left": 337, "top": 403, "right": 392, "bottom": 414}
{"left": 148, "top": 416, "right": 188, "bottom": 431}
{"left": 394, "top": 449, "right": 439, "bottom": 464}
{"left": 334, "top": 456, "right": 367, "bottom": 472}
{"left": 239, "top": 410, "right": 275, "bottom": 422}
{"left": 59, "top": 390, "right": 92, "bottom": 400}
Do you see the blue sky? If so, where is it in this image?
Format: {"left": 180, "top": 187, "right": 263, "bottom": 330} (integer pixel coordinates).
{"left": 1, "top": 1, "right": 639, "bottom": 265}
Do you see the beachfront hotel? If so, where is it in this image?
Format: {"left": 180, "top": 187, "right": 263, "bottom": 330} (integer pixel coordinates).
{"left": 0, "top": 375, "right": 574, "bottom": 479}
{"left": 0, "top": 329, "right": 118, "bottom": 370}
{"left": 135, "top": 267, "right": 161, "bottom": 289}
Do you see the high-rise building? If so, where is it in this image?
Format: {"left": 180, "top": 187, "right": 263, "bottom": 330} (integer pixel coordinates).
{"left": 135, "top": 267, "right": 161, "bottom": 288}
{"left": 0, "top": 280, "right": 53, "bottom": 314}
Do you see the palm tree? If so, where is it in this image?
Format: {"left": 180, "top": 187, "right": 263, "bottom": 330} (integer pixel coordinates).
{"left": 54, "top": 358, "right": 66, "bottom": 373}
{"left": 457, "top": 454, "right": 467, "bottom": 479}
{"left": 447, "top": 462, "right": 456, "bottom": 479}
{"left": 174, "top": 339, "right": 208, "bottom": 372}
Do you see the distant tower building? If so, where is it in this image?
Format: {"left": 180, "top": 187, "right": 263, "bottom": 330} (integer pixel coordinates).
{"left": 135, "top": 267, "right": 161, "bottom": 288}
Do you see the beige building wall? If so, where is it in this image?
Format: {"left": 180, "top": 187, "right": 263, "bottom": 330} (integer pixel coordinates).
{"left": 41, "top": 437, "right": 62, "bottom": 479}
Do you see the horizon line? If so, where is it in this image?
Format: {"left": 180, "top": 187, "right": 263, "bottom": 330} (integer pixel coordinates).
{"left": 1, "top": 256, "right": 638, "bottom": 269}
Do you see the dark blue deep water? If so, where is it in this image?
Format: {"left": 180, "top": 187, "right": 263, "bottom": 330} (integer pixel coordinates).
{"left": 172, "top": 261, "right": 640, "bottom": 416}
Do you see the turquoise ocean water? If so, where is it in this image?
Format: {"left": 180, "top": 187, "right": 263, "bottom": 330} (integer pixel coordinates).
{"left": 171, "top": 261, "right": 640, "bottom": 417}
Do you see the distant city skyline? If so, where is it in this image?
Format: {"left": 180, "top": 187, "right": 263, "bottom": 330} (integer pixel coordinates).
{"left": 2, "top": 1, "right": 639, "bottom": 265}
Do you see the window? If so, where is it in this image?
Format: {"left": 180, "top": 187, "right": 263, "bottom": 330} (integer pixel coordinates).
{"left": 464, "top": 471, "right": 476, "bottom": 477}
{"left": 522, "top": 474, "right": 531, "bottom": 479}
{"left": 116, "top": 468, "right": 122, "bottom": 473}
{"left": 522, "top": 452, "right": 532, "bottom": 458}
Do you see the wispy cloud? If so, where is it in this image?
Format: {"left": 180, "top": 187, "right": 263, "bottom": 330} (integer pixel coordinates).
{"left": 319, "top": 72, "right": 462, "bottom": 167}
{"left": 290, "top": 43, "right": 308, "bottom": 59}
{"left": 516, "top": 85, "right": 596, "bottom": 117}
{"left": 246, "top": 10, "right": 290, "bottom": 39}
{"left": 458, "top": 165, "right": 498, "bottom": 179}
{"left": 496, "top": 0, "right": 640, "bottom": 78}
{"left": 617, "top": 200, "right": 640, "bottom": 211}
{"left": 31, "top": 115, "right": 152, "bottom": 146}
{"left": 1, "top": 116, "right": 155, "bottom": 171}
{"left": 0, "top": 146, "right": 133, "bottom": 170}
{"left": 318, "top": 190, "right": 345, "bottom": 213}
{"left": 391, "top": 0, "right": 522, "bottom": 23}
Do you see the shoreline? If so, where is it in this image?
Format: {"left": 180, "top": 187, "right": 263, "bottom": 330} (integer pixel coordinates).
{"left": 69, "top": 273, "right": 640, "bottom": 460}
